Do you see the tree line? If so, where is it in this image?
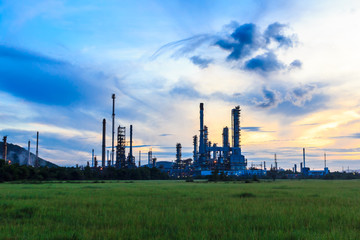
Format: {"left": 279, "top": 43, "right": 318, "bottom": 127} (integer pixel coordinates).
{"left": 0, "top": 159, "right": 169, "bottom": 182}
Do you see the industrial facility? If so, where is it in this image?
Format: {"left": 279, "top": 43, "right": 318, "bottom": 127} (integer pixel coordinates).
{"left": 0, "top": 92, "right": 329, "bottom": 178}
{"left": 88, "top": 95, "right": 330, "bottom": 178}
{"left": 170, "top": 103, "right": 267, "bottom": 177}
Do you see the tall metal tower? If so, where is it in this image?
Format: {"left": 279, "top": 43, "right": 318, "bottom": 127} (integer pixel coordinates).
{"left": 116, "top": 125, "right": 126, "bottom": 168}
{"left": 128, "top": 125, "right": 133, "bottom": 167}
{"left": 27, "top": 140, "right": 31, "bottom": 166}
{"left": 2, "top": 136, "right": 7, "bottom": 163}
{"left": 111, "top": 94, "right": 115, "bottom": 166}
{"left": 102, "top": 118, "right": 106, "bottom": 168}
{"left": 35, "top": 132, "right": 39, "bottom": 167}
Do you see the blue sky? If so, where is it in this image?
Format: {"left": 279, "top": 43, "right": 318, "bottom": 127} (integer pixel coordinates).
{"left": 1, "top": 0, "right": 360, "bottom": 171}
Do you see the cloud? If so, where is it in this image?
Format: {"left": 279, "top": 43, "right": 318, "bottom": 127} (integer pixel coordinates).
{"left": 159, "top": 134, "right": 172, "bottom": 137}
{"left": 151, "top": 34, "right": 217, "bottom": 59}
{"left": 331, "top": 133, "right": 360, "bottom": 139}
{"left": 256, "top": 87, "right": 280, "bottom": 108}
{"left": 154, "top": 21, "right": 298, "bottom": 73}
{"left": 271, "top": 94, "right": 328, "bottom": 116}
{"left": 216, "top": 23, "right": 263, "bottom": 61}
{"left": 290, "top": 59, "right": 302, "bottom": 69}
{"left": 0, "top": 45, "right": 92, "bottom": 106}
{"left": 264, "top": 22, "right": 294, "bottom": 48}
{"left": 189, "top": 55, "right": 213, "bottom": 68}
{"left": 287, "top": 84, "right": 318, "bottom": 107}
{"left": 169, "top": 82, "right": 203, "bottom": 99}
{"left": 242, "top": 127, "right": 275, "bottom": 132}
{"left": 244, "top": 52, "right": 285, "bottom": 72}
{"left": 0, "top": 45, "right": 64, "bottom": 64}
{"left": 168, "top": 81, "right": 241, "bottom": 103}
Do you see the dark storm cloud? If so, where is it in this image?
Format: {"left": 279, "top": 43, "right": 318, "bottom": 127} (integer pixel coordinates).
{"left": 271, "top": 94, "right": 328, "bottom": 116}
{"left": 0, "top": 45, "right": 87, "bottom": 106}
{"left": 215, "top": 23, "right": 263, "bottom": 61}
{"left": 287, "top": 84, "right": 320, "bottom": 107}
{"left": 151, "top": 34, "right": 217, "bottom": 59}
{"left": 189, "top": 55, "right": 213, "bottom": 68}
{"left": 242, "top": 127, "right": 261, "bottom": 131}
{"left": 242, "top": 127, "right": 275, "bottom": 132}
{"left": 168, "top": 81, "right": 241, "bottom": 103}
{"left": 257, "top": 87, "right": 279, "bottom": 108}
{"left": 331, "top": 133, "right": 360, "bottom": 139}
{"left": 0, "top": 45, "right": 64, "bottom": 64}
{"left": 244, "top": 52, "right": 285, "bottom": 72}
{"left": 154, "top": 21, "right": 298, "bottom": 73}
{"left": 264, "top": 22, "right": 294, "bottom": 48}
{"left": 290, "top": 59, "right": 302, "bottom": 69}
{"left": 169, "top": 82, "right": 203, "bottom": 99}
{"left": 159, "top": 134, "right": 172, "bottom": 137}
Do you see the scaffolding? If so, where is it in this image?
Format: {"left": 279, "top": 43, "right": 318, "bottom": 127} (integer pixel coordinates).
{"left": 116, "top": 125, "right": 126, "bottom": 168}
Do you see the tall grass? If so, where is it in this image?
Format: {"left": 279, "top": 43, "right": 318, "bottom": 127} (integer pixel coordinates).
{"left": 0, "top": 180, "right": 359, "bottom": 239}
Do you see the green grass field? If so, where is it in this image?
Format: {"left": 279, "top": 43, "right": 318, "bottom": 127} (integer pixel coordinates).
{"left": 0, "top": 180, "right": 359, "bottom": 240}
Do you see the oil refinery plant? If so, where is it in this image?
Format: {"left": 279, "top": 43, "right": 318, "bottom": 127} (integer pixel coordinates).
{"left": 88, "top": 94, "right": 329, "bottom": 178}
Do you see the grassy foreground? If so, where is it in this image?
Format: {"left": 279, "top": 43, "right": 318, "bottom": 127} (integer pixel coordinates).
{"left": 0, "top": 180, "right": 359, "bottom": 240}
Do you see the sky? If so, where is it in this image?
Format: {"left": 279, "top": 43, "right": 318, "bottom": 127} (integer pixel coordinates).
{"left": 0, "top": 0, "right": 360, "bottom": 171}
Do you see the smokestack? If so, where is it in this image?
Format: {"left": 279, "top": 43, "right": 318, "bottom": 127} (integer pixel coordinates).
{"left": 112, "top": 94, "right": 115, "bottom": 166}
{"left": 102, "top": 118, "right": 106, "bottom": 168}
{"left": 129, "top": 125, "right": 133, "bottom": 166}
{"left": 274, "top": 154, "right": 277, "bottom": 170}
{"left": 28, "top": 140, "right": 31, "bottom": 166}
{"left": 263, "top": 161, "right": 266, "bottom": 170}
{"left": 295, "top": 164, "right": 297, "bottom": 173}
{"left": 303, "top": 148, "right": 305, "bottom": 168}
{"left": 2, "top": 136, "right": 7, "bottom": 163}
{"left": 94, "top": 156, "right": 98, "bottom": 168}
{"left": 300, "top": 162, "right": 303, "bottom": 173}
{"left": 92, "top": 149, "right": 94, "bottom": 167}
{"left": 35, "top": 132, "right": 39, "bottom": 167}
{"left": 199, "top": 103, "right": 205, "bottom": 161}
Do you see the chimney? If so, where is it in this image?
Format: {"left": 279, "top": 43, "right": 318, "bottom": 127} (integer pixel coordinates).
{"left": 102, "top": 118, "right": 106, "bottom": 168}
{"left": 112, "top": 94, "right": 115, "bottom": 166}
{"left": 129, "top": 125, "right": 133, "bottom": 166}
{"left": 28, "top": 140, "right": 31, "bottom": 166}
{"left": 35, "top": 132, "right": 39, "bottom": 167}
{"left": 3, "top": 136, "right": 7, "bottom": 163}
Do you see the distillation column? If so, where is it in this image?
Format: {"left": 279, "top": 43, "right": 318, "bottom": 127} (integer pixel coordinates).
{"left": 229, "top": 106, "right": 246, "bottom": 170}
{"left": 193, "top": 135, "right": 198, "bottom": 164}
{"left": 116, "top": 125, "right": 126, "bottom": 168}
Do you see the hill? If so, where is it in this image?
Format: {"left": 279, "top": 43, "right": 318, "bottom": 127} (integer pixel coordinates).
{"left": 0, "top": 141, "right": 58, "bottom": 167}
